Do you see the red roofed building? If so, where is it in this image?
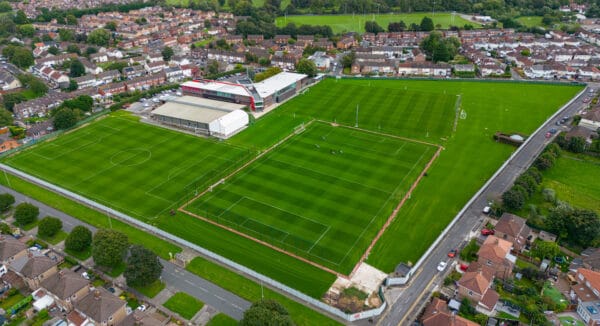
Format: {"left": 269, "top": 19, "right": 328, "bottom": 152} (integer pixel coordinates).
{"left": 421, "top": 298, "right": 479, "bottom": 326}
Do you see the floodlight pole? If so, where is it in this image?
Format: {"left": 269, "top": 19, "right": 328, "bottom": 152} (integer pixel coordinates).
{"left": 355, "top": 104, "right": 359, "bottom": 127}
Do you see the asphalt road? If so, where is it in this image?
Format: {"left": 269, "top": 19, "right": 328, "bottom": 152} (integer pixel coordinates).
{"left": 0, "top": 184, "right": 251, "bottom": 320}
{"left": 377, "top": 84, "right": 592, "bottom": 326}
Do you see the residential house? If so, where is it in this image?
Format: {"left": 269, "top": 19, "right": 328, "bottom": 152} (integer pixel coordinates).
{"left": 421, "top": 298, "right": 479, "bottom": 326}
{"left": 39, "top": 269, "right": 90, "bottom": 311}
{"left": 10, "top": 252, "right": 60, "bottom": 290}
{"left": 337, "top": 37, "right": 357, "bottom": 49}
{"left": 579, "top": 67, "right": 600, "bottom": 80}
{"left": 80, "top": 58, "right": 103, "bottom": 75}
{"left": 274, "top": 35, "right": 291, "bottom": 45}
{"left": 146, "top": 52, "right": 163, "bottom": 63}
{"left": 0, "top": 69, "right": 21, "bottom": 91}
{"left": 72, "top": 75, "right": 97, "bottom": 89}
{"left": 247, "top": 35, "right": 264, "bottom": 43}
{"left": 572, "top": 269, "right": 600, "bottom": 324}
{"left": 73, "top": 288, "right": 131, "bottom": 326}
{"left": 126, "top": 72, "right": 166, "bottom": 91}
{"left": 0, "top": 236, "right": 27, "bottom": 265}
{"left": 579, "top": 108, "right": 600, "bottom": 131}
{"left": 123, "top": 65, "right": 145, "bottom": 79}
{"left": 165, "top": 67, "right": 184, "bottom": 82}
{"left": 97, "top": 69, "right": 121, "bottom": 84}
{"left": 477, "top": 235, "right": 516, "bottom": 280}
{"left": 479, "top": 62, "right": 506, "bottom": 77}
{"left": 89, "top": 52, "right": 109, "bottom": 63}
{"left": 582, "top": 248, "right": 600, "bottom": 272}
{"left": 494, "top": 213, "right": 531, "bottom": 252}
{"left": 456, "top": 262, "right": 500, "bottom": 315}
{"left": 398, "top": 62, "right": 451, "bottom": 77}
{"left": 145, "top": 61, "right": 167, "bottom": 74}
{"left": 99, "top": 82, "right": 127, "bottom": 96}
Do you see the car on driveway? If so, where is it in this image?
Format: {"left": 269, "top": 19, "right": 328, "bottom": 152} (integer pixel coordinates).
{"left": 448, "top": 249, "right": 458, "bottom": 258}
{"left": 481, "top": 228, "right": 495, "bottom": 236}
{"left": 583, "top": 97, "right": 590, "bottom": 103}
{"left": 437, "top": 261, "right": 448, "bottom": 272}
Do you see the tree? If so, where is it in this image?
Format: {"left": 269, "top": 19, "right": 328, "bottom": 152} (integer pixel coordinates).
{"left": 532, "top": 241, "right": 560, "bottom": 260}
{"left": 388, "top": 21, "right": 406, "bottom": 32}
{"left": 66, "top": 14, "right": 78, "bottom": 25}
{"left": 567, "top": 136, "right": 586, "bottom": 153}
{"left": 14, "top": 203, "right": 39, "bottom": 226}
{"left": 0, "top": 193, "right": 14, "bottom": 212}
{"left": 3, "top": 46, "right": 34, "bottom": 69}
{"left": 420, "top": 32, "right": 460, "bottom": 63}
{"left": 52, "top": 107, "right": 78, "bottom": 130}
{"left": 85, "top": 47, "right": 97, "bottom": 56}
{"left": 502, "top": 186, "right": 526, "bottom": 211}
{"left": 0, "top": 108, "right": 13, "bottom": 127}
{"left": 2, "top": 92, "right": 25, "bottom": 111}
{"left": 105, "top": 21, "right": 117, "bottom": 31}
{"left": 69, "top": 59, "right": 85, "bottom": 77}
{"left": 341, "top": 51, "right": 355, "bottom": 68}
{"left": 420, "top": 16, "right": 434, "bottom": 31}
{"left": 295, "top": 58, "right": 317, "bottom": 77}
{"left": 0, "top": 222, "right": 11, "bottom": 235}
{"left": 48, "top": 46, "right": 59, "bottom": 55}
{"left": 161, "top": 46, "right": 174, "bottom": 61}
{"left": 207, "top": 60, "right": 219, "bottom": 75}
{"left": 569, "top": 209, "right": 600, "bottom": 247}
{"left": 66, "top": 44, "right": 80, "bottom": 55}
{"left": 240, "top": 300, "right": 294, "bottom": 326}
{"left": 514, "top": 174, "right": 538, "bottom": 197}
{"left": 65, "top": 225, "right": 92, "bottom": 252}
{"left": 37, "top": 217, "right": 62, "bottom": 238}
{"left": 67, "top": 80, "right": 78, "bottom": 91}
{"left": 29, "top": 78, "right": 48, "bottom": 96}
{"left": 87, "top": 29, "right": 110, "bottom": 46}
{"left": 0, "top": 1, "right": 11, "bottom": 13}
{"left": 17, "top": 24, "right": 34, "bottom": 38}
{"left": 534, "top": 152, "right": 556, "bottom": 170}
{"left": 92, "top": 229, "right": 129, "bottom": 267}
{"left": 124, "top": 245, "right": 163, "bottom": 287}
{"left": 59, "top": 29, "right": 75, "bottom": 42}
{"left": 364, "top": 21, "right": 384, "bottom": 34}
{"left": 14, "top": 10, "right": 29, "bottom": 25}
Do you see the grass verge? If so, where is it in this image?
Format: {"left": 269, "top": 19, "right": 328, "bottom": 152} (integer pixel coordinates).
{"left": 134, "top": 280, "right": 165, "bottom": 299}
{"left": 39, "top": 230, "right": 68, "bottom": 245}
{"left": 163, "top": 292, "right": 204, "bottom": 320}
{"left": 186, "top": 257, "right": 342, "bottom": 326}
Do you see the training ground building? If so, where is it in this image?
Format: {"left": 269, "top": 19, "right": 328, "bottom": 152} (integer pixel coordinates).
{"left": 180, "top": 72, "right": 309, "bottom": 111}
{"left": 151, "top": 96, "right": 249, "bottom": 139}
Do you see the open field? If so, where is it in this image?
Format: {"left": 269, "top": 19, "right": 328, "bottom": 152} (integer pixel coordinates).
{"left": 518, "top": 154, "right": 600, "bottom": 216}
{"left": 516, "top": 16, "right": 543, "bottom": 27}
{"left": 185, "top": 121, "right": 437, "bottom": 273}
{"left": 275, "top": 13, "right": 479, "bottom": 33}
{"left": 2, "top": 79, "right": 581, "bottom": 299}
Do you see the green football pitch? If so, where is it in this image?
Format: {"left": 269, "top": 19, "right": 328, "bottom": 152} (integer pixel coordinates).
{"left": 275, "top": 13, "right": 480, "bottom": 33}
{"left": 2, "top": 79, "right": 583, "bottom": 298}
{"left": 184, "top": 121, "right": 437, "bottom": 272}
{"left": 3, "top": 113, "right": 253, "bottom": 220}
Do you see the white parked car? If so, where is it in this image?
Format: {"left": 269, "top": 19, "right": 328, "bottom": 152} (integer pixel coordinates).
{"left": 81, "top": 272, "right": 90, "bottom": 280}
{"left": 483, "top": 206, "right": 491, "bottom": 214}
{"left": 437, "top": 261, "right": 447, "bottom": 272}
{"left": 136, "top": 304, "right": 147, "bottom": 312}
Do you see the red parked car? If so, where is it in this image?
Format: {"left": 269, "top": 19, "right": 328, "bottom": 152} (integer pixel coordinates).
{"left": 448, "top": 249, "right": 458, "bottom": 258}
{"left": 481, "top": 228, "right": 495, "bottom": 236}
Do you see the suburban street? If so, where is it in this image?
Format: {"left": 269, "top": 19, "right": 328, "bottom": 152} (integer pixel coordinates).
{"left": 377, "top": 83, "right": 592, "bottom": 326}
{"left": 0, "top": 184, "right": 251, "bottom": 320}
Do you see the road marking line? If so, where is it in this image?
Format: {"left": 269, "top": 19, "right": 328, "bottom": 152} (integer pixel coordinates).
{"left": 396, "top": 272, "right": 437, "bottom": 326}
{"left": 215, "top": 295, "right": 225, "bottom": 301}
{"left": 231, "top": 304, "right": 244, "bottom": 311}
{"left": 184, "top": 280, "right": 195, "bottom": 286}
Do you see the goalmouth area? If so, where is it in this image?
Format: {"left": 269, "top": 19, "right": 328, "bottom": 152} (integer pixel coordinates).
{"left": 181, "top": 120, "right": 441, "bottom": 276}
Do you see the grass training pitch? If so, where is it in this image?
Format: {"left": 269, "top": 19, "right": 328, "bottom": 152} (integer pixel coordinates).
{"left": 3, "top": 79, "right": 582, "bottom": 298}
{"left": 184, "top": 121, "right": 438, "bottom": 273}
{"left": 275, "top": 13, "right": 479, "bottom": 33}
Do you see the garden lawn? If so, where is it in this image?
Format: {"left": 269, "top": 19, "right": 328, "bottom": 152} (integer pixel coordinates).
{"left": 206, "top": 313, "right": 237, "bottom": 326}
{"left": 275, "top": 13, "right": 479, "bottom": 33}
{"left": 560, "top": 316, "right": 585, "bottom": 326}
{"left": 163, "top": 292, "right": 204, "bottom": 320}
{"left": 186, "top": 257, "right": 342, "bottom": 326}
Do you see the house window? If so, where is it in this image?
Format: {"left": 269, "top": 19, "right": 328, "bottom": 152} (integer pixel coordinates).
{"left": 487, "top": 260, "right": 492, "bottom": 266}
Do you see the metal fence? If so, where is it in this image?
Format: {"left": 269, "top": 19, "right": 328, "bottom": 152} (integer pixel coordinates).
{"left": 0, "top": 163, "right": 387, "bottom": 322}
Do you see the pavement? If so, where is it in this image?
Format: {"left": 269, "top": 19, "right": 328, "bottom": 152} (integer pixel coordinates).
{"left": 376, "top": 84, "right": 594, "bottom": 326}
{"left": 0, "top": 183, "right": 251, "bottom": 321}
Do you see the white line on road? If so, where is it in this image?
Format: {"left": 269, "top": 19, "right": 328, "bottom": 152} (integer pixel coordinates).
{"left": 215, "top": 295, "right": 225, "bottom": 301}
{"left": 184, "top": 279, "right": 195, "bottom": 286}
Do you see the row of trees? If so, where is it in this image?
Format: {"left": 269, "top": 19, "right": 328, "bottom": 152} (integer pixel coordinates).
{"left": 502, "top": 165, "right": 545, "bottom": 211}
{"left": 52, "top": 95, "right": 94, "bottom": 130}
{"left": 419, "top": 31, "right": 461, "bottom": 63}
{"left": 366, "top": 16, "right": 435, "bottom": 34}
{"left": 0, "top": 194, "right": 162, "bottom": 288}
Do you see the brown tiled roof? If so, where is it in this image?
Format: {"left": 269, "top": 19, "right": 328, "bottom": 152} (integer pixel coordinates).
{"left": 20, "top": 255, "right": 58, "bottom": 278}
{"left": 478, "top": 236, "right": 512, "bottom": 263}
{"left": 0, "top": 237, "right": 26, "bottom": 261}
{"left": 495, "top": 213, "right": 526, "bottom": 238}
{"left": 479, "top": 289, "right": 499, "bottom": 310}
{"left": 583, "top": 108, "right": 600, "bottom": 122}
{"left": 40, "top": 270, "right": 89, "bottom": 300}
{"left": 579, "top": 269, "right": 600, "bottom": 292}
{"left": 75, "top": 288, "right": 125, "bottom": 323}
{"left": 458, "top": 263, "right": 494, "bottom": 295}
{"left": 422, "top": 298, "right": 479, "bottom": 326}
{"left": 67, "top": 310, "right": 87, "bottom": 326}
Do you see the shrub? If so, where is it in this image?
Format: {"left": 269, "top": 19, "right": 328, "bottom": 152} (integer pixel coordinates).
{"left": 0, "top": 193, "right": 15, "bottom": 212}
{"left": 503, "top": 186, "right": 526, "bottom": 211}
{"left": 542, "top": 188, "right": 556, "bottom": 203}
{"left": 65, "top": 225, "right": 92, "bottom": 252}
